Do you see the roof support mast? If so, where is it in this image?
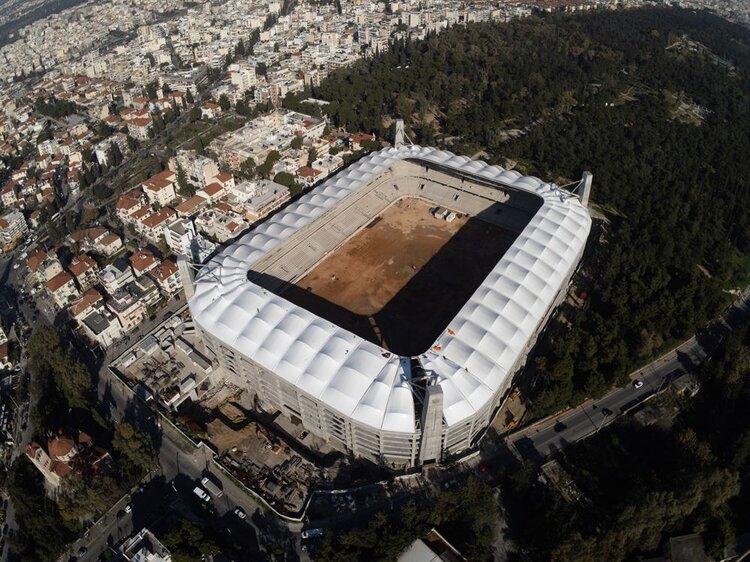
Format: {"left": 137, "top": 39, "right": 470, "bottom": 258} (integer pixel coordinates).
{"left": 394, "top": 119, "right": 413, "bottom": 148}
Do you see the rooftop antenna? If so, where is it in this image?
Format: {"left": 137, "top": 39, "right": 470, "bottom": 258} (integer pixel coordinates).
{"left": 394, "top": 119, "right": 413, "bottom": 148}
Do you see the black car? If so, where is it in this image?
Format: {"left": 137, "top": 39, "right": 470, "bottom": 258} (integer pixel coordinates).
{"left": 553, "top": 421, "right": 567, "bottom": 432}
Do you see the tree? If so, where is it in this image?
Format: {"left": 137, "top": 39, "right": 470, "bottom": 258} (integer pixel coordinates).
{"left": 27, "top": 327, "right": 91, "bottom": 414}
{"left": 236, "top": 157, "right": 256, "bottom": 181}
{"left": 257, "top": 150, "right": 280, "bottom": 179}
{"left": 218, "top": 94, "right": 231, "bottom": 111}
{"left": 161, "top": 519, "right": 221, "bottom": 561}
{"left": 273, "top": 171, "right": 303, "bottom": 197}
{"left": 307, "top": 147, "right": 317, "bottom": 165}
{"left": 36, "top": 129, "right": 53, "bottom": 144}
{"left": 145, "top": 81, "right": 159, "bottom": 100}
{"left": 108, "top": 141, "right": 124, "bottom": 167}
{"left": 6, "top": 457, "right": 75, "bottom": 560}
{"left": 176, "top": 163, "right": 193, "bottom": 196}
{"left": 189, "top": 107, "right": 202, "bottom": 122}
{"left": 112, "top": 423, "right": 155, "bottom": 479}
{"left": 290, "top": 135, "right": 303, "bottom": 150}
{"left": 185, "top": 88, "right": 195, "bottom": 105}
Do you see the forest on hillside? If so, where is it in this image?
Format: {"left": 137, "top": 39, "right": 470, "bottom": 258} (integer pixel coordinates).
{"left": 311, "top": 7, "right": 750, "bottom": 415}
{"left": 502, "top": 316, "right": 750, "bottom": 561}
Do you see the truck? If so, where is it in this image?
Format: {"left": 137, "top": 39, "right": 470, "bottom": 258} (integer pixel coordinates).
{"left": 201, "top": 476, "right": 224, "bottom": 498}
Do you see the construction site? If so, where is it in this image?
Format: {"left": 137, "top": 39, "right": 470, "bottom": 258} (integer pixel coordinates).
{"left": 284, "top": 197, "right": 518, "bottom": 356}
{"left": 189, "top": 146, "right": 593, "bottom": 469}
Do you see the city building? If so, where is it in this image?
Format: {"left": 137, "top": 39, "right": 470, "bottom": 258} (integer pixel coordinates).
{"left": 106, "top": 288, "right": 147, "bottom": 332}
{"left": 150, "top": 259, "right": 182, "bottom": 295}
{"left": 142, "top": 170, "right": 177, "bottom": 207}
{"left": 46, "top": 271, "right": 80, "bottom": 307}
{"left": 119, "top": 528, "right": 172, "bottom": 562}
{"left": 68, "top": 254, "right": 100, "bottom": 291}
{"left": 25, "top": 429, "right": 111, "bottom": 492}
{"left": 100, "top": 258, "right": 135, "bottom": 295}
{"left": 169, "top": 150, "right": 220, "bottom": 189}
{"left": 0, "top": 209, "right": 28, "bottom": 252}
{"left": 165, "top": 217, "right": 196, "bottom": 255}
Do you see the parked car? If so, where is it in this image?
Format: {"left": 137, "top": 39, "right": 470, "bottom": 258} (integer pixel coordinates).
{"left": 301, "top": 528, "right": 324, "bottom": 539}
{"left": 234, "top": 507, "right": 246, "bottom": 520}
{"left": 632, "top": 380, "right": 644, "bottom": 389}
{"left": 193, "top": 487, "right": 210, "bottom": 502}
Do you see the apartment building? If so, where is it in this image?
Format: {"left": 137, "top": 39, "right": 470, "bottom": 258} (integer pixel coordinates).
{"left": 0, "top": 210, "right": 28, "bottom": 252}
{"left": 46, "top": 272, "right": 80, "bottom": 307}
{"left": 142, "top": 170, "right": 177, "bottom": 207}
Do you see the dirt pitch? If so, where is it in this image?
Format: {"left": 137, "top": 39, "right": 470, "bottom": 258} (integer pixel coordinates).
{"left": 283, "top": 197, "right": 518, "bottom": 356}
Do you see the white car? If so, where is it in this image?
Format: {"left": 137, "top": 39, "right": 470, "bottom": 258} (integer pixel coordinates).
{"left": 233, "top": 507, "right": 246, "bottom": 519}
{"left": 193, "top": 487, "right": 211, "bottom": 502}
{"left": 632, "top": 380, "right": 644, "bottom": 389}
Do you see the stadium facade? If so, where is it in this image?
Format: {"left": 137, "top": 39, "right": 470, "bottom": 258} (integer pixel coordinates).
{"left": 186, "top": 146, "right": 592, "bottom": 469}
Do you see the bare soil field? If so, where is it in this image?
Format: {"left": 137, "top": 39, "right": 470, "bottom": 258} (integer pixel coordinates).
{"left": 283, "top": 197, "right": 518, "bottom": 356}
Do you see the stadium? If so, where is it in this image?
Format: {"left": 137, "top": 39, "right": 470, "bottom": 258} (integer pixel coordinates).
{"left": 187, "top": 145, "right": 592, "bottom": 470}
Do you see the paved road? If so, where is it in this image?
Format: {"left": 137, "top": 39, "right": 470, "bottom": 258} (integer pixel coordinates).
{"left": 96, "top": 357, "right": 298, "bottom": 561}
{"left": 505, "top": 286, "right": 750, "bottom": 463}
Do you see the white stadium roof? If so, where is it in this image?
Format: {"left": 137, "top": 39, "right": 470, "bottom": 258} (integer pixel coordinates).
{"left": 190, "top": 146, "right": 591, "bottom": 434}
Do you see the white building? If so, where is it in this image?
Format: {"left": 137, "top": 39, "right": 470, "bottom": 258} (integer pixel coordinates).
{"left": 165, "top": 217, "right": 196, "bottom": 255}
{"left": 120, "top": 528, "right": 172, "bottom": 562}
{"left": 46, "top": 272, "right": 80, "bottom": 308}
{"left": 142, "top": 170, "right": 177, "bottom": 207}
{"left": 169, "top": 150, "right": 220, "bottom": 189}
{"left": 0, "top": 210, "right": 28, "bottom": 253}
{"left": 188, "top": 147, "right": 592, "bottom": 470}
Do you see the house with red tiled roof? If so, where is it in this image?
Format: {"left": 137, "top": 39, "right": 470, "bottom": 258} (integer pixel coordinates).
{"left": 215, "top": 172, "right": 234, "bottom": 185}
{"left": 46, "top": 271, "right": 79, "bottom": 307}
{"left": 116, "top": 189, "right": 149, "bottom": 224}
{"left": 142, "top": 170, "right": 177, "bottom": 207}
{"left": 127, "top": 116, "right": 153, "bottom": 141}
{"left": 27, "top": 249, "right": 62, "bottom": 285}
{"left": 0, "top": 180, "right": 17, "bottom": 207}
{"left": 138, "top": 207, "right": 177, "bottom": 243}
{"left": 296, "top": 165, "right": 322, "bottom": 186}
{"left": 68, "top": 254, "right": 99, "bottom": 291}
{"left": 175, "top": 194, "right": 207, "bottom": 217}
{"left": 349, "top": 132, "right": 376, "bottom": 151}
{"left": 0, "top": 342, "right": 9, "bottom": 370}
{"left": 98, "top": 233, "right": 123, "bottom": 256}
{"left": 201, "top": 102, "right": 222, "bottom": 119}
{"left": 150, "top": 258, "right": 182, "bottom": 294}
{"left": 196, "top": 181, "right": 225, "bottom": 204}
{"left": 129, "top": 249, "right": 158, "bottom": 278}
{"left": 26, "top": 429, "right": 111, "bottom": 491}
{"left": 68, "top": 288, "right": 104, "bottom": 320}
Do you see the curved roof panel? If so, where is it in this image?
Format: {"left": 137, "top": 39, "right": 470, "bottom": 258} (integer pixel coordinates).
{"left": 190, "top": 146, "right": 591, "bottom": 434}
